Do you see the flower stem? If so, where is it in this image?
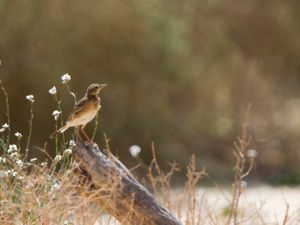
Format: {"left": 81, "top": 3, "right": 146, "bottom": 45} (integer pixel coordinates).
{"left": 65, "top": 83, "right": 77, "bottom": 105}
{"left": 54, "top": 95, "right": 66, "bottom": 146}
{"left": 0, "top": 80, "right": 10, "bottom": 145}
{"left": 26, "top": 102, "right": 34, "bottom": 153}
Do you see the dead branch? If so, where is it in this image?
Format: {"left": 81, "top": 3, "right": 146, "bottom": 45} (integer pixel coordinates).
{"left": 73, "top": 141, "right": 183, "bottom": 225}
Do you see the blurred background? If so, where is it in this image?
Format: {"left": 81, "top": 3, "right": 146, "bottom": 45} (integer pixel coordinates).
{"left": 1, "top": 0, "right": 300, "bottom": 185}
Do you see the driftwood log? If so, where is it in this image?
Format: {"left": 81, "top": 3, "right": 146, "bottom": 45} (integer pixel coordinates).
{"left": 73, "top": 141, "right": 183, "bottom": 225}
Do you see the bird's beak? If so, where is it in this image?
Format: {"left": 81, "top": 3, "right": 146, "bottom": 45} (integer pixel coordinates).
{"left": 100, "top": 83, "right": 107, "bottom": 89}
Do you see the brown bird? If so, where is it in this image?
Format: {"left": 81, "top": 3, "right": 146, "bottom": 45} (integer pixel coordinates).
{"left": 50, "top": 83, "right": 107, "bottom": 141}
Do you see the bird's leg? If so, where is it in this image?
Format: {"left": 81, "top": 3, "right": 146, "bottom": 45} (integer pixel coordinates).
{"left": 80, "top": 125, "right": 92, "bottom": 142}
{"left": 76, "top": 127, "right": 82, "bottom": 143}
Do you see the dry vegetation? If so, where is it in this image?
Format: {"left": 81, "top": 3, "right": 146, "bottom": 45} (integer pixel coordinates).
{"left": 1, "top": 80, "right": 299, "bottom": 225}
{"left": 0, "top": 135, "right": 298, "bottom": 225}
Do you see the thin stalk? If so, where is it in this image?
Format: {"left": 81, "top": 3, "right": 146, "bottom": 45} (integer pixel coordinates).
{"left": 65, "top": 83, "right": 77, "bottom": 105}
{"left": 55, "top": 121, "right": 59, "bottom": 155}
{"left": 0, "top": 80, "right": 10, "bottom": 145}
{"left": 64, "top": 83, "right": 77, "bottom": 139}
{"left": 92, "top": 111, "right": 99, "bottom": 141}
{"left": 17, "top": 138, "right": 21, "bottom": 151}
{"left": 135, "top": 155, "right": 148, "bottom": 173}
{"left": 26, "top": 102, "right": 34, "bottom": 152}
{"left": 54, "top": 94, "right": 65, "bottom": 146}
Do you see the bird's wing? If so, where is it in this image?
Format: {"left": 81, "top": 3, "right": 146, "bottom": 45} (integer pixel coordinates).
{"left": 67, "top": 97, "right": 89, "bottom": 121}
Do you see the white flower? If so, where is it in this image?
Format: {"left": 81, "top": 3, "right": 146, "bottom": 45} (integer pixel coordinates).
{"left": 52, "top": 110, "right": 61, "bottom": 120}
{"left": 16, "top": 160, "right": 23, "bottom": 167}
{"left": 30, "top": 158, "right": 37, "bottom": 162}
{"left": 0, "top": 124, "right": 9, "bottom": 133}
{"left": 2, "top": 123, "right": 9, "bottom": 128}
{"left": 49, "top": 86, "right": 57, "bottom": 95}
{"left": 129, "top": 145, "right": 141, "bottom": 158}
{"left": 41, "top": 162, "right": 47, "bottom": 167}
{"left": 69, "top": 140, "right": 76, "bottom": 147}
{"left": 61, "top": 73, "right": 71, "bottom": 83}
{"left": 64, "top": 148, "right": 72, "bottom": 155}
{"left": 12, "top": 171, "right": 17, "bottom": 177}
{"left": 54, "top": 155, "right": 62, "bottom": 161}
{"left": 15, "top": 132, "right": 22, "bottom": 139}
{"left": 8, "top": 144, "right": 17, "bottom": 153}
{"left": 246, "top": 149, "right": 258, "bottom": 159}
{"left": 18, "top": 176, "right": 24, "bottom": 180}
{"left": 26, "top": 94, "right": 34, "bottom": 103}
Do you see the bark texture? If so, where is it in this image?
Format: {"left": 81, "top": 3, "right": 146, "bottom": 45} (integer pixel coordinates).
{"left": 73, "top": 141, "right": 183, "bottom": 225}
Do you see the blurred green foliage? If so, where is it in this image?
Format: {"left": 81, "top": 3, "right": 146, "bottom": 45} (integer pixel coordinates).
{"left": 1, "top": 0, "right": 300, "bottom": 183}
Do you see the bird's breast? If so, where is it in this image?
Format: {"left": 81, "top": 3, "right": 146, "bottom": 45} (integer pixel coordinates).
{"left": 69, "top": 108, "right": 98, "bottom": 127}
{"left": 67, "top": 98, "right": 100, "bottom": 127}
{"left": 79, "top": 108, "right": 98, "bottom": 124}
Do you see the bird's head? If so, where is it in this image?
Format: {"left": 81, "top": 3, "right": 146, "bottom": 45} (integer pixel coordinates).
{"left": 87, "top": 83, "right": 107, "bottom": 96}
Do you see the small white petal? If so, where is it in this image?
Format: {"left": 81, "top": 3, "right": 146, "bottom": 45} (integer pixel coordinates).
{"left": 129, "top": 145, "right": 141, "bottom": 158}
{"left": 54, "top": 155, "right": 62, "bottom": 161}
{"left": 26, "top": 94, "right": 35, "bottom": 103}
{"left": 49, "top": 86, "right": 57, "bottom": 95}
{"left": 69, "top": 140, "right": 76, "bottom": 147}
{"left": 52, "top": 110, "right": 61, "bottom": 115}
{"left": 8, "top": 144, "right": 18, "bottom": 153}
{"left": 15, "top": 132, "right": 22, "bottom": 138}
{"left": 61, "top": 73, "right": 71, "bottom": 83}
{"left": 246, "top": 149, "right": 258, "bottom": 158}
{"left": 52, "top": 110, "right": 61, "bottom": 120}
{"left": 2, "top": 123, "right": 9, "bottom": 128}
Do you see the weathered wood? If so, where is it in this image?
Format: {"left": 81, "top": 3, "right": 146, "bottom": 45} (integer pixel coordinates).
{"left": 73, "top": 141, "right": 183, "bottom": 225}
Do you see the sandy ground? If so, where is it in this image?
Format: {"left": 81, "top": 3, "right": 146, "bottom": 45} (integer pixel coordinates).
{"left": 237, "top": 186, "right": 300, "bottom": 223}
{"left": 96, "top": 186, "right": 300, "bottom": 225}
{"left": 196, "top": 186, "right": 300, "bottom": 224}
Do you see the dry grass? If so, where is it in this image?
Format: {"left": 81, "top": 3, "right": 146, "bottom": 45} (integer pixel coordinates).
{"left": 0, "top": 134, "right": 299, "bottom": 225}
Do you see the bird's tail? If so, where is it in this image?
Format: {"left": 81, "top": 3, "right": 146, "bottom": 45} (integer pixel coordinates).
{"left": 50, "top": 125, "right": 69, "bottom": 139}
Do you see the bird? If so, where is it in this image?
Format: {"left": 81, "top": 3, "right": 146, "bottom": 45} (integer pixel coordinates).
{"left": 50, "top": 83, "right": 107, "bottom": 141}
